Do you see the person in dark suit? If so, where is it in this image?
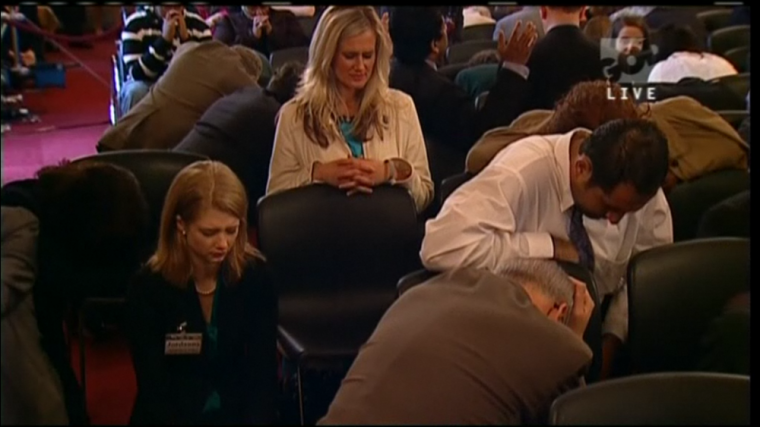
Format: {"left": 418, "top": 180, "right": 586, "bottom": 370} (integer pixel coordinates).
{"left": 388, "top": 6, "right": 536, "bottom": 154}
{"left": 0, "top": 161, "right": 151, "bottom": 425}
{"left": 125, "top": 160, "right": 277, "bottom": 425}
{"left": 174, "top": 61, "right": 305, "bottom": 221}
{"left": 524, "top": 6, "right": 605, "bottom": 111}
{"left": 213, "top": 6, "right": 309, "bottom": 57}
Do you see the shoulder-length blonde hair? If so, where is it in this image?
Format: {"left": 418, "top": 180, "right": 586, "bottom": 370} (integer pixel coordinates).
{"left": 147, "top": 160, "right": 260, "bottom": 288}
{"left": 291, "top": 6, "right": 392, "bottom": 148}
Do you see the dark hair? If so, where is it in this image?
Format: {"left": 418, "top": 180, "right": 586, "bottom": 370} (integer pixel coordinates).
{"left": 542, "top": 80, "right": 645, "bottom": 134}
{"left": 466, "top": 49, "right": 500, "bottom": 67}
{"left": 389, "top": 7, "right": 445, "bottom": 66}
{"left": 652, "top": 24, "right": 702, "bottom": 62}
{"left": 37, "top": 161, "right": 150, "bottom": 259}
{"left": 581, "top": 118, "right": 669, "bottom": 196}
{"left": 267, "top": 61, "right": 305, "bottom": 105}
{"left": 583, "top": 16, "right": 612, "bottom": 44}
{"left": 610, "top": 15, "right": 652, "bottom": 52}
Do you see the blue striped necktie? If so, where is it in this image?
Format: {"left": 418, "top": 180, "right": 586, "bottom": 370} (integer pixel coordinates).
{"left": 568, "top": 206, "right": 596, "bottom": 272}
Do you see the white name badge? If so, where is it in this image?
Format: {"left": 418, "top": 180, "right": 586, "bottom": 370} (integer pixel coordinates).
{"left": 164, "top": 333, "right": 203, "bottom": 355}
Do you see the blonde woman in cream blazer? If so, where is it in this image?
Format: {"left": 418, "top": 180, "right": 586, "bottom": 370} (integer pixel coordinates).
{"left": 266, "top": 6, "right": 433, "bottom": 212}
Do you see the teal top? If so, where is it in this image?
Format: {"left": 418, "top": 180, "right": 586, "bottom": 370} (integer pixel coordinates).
{"left": 340, "top": 119, "right": 364, "bottom": 158}
{"left": 201, "top": 282, "right": 222, "bottom": 415}
{"left": 455, "top": 63, "right": 499, "bottom": 99}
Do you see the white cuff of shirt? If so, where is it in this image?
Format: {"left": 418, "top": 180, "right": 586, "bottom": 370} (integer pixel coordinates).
{"left": 522, "top": 232, "right": 554, "bottom": 259}
{"left": 602, "top": 313, "right": 628, "bottom": 342}
{"left": 501, "top": 61, "right": 530, "bottom": 80}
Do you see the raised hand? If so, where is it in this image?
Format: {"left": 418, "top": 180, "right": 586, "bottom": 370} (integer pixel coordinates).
{"left": 497, "top": 20, "right": 538, "bottom": 65}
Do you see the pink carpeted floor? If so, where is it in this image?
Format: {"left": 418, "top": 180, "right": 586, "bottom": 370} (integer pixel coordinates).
{"left": 3, "top": 36, "right": 138, "bottom": 425}
{"left": 2, "top": 38, "right": 114, "bottom": 184}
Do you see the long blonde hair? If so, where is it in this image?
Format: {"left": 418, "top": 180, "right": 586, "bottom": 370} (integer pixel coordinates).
{"left": 292, "top": 6, "right": 392, "bottom": 148}
{"left": 148, "top": 160, "right": 260, "bottom": 287}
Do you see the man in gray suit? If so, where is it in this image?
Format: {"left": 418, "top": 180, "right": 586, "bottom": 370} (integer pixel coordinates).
{"left": 319, "top": 259, "right": 594, "bottom": 425}
{"left": 98, "top": 40, "right": 263, "bottom": 152}
{"left": 493, "top": 6, "right": 544, "bottom": 41}
{"left": 1, "top": 206, "right": 68, "bottom": 425}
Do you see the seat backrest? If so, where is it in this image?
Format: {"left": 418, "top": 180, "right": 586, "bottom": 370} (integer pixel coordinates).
{"left": 72, "top": 150, "right": 209, "bottom": 242}
{"left": 711, "top": 72, "right": 750, "bottom": 100}
{"left": 666, "top": 168, "right": 749, "bottom": 242}
{"left": 423, "top": 136, "right": 468, "bottom": 218}
{"left": 446, "top": 40, "right": 497, "bottom": 64}
{"left": 708, "top": 25, "right": 750, "bottom": 55}
{"left": 397, "top": 261, "right": 603, "bottom": 383}
{"left": 715, "top": 109, "right": 749, "bottom": 130}
{"left": 652, "top": 78, "right": 745, "bottom": 111}
{"left": 696, "top": 190, "right": 750, "bottom": 239}
{"left": 258, "top": 184, "right": 422, "bottom": 296}
{"left": 696, "top": 9, "right": 733, "bottom": 33}
{"left": 269, "top": 46, "right": 309, "bottom": 70}
{"left": 462, "top": 23, "right": 496, "bottom": 42}
{"left": 549, "top": 372, "right": 750, "bottom": 425}
{"left": 627, "top": 238, "right": 750, "bottom": 374}
{"left": 723, "top": 46, "right": 750, "bottom": 73}
{"left": 440, "top": 172, "right": 473, "bottom": 205}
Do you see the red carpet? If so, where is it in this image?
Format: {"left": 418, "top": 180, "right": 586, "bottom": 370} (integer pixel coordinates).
{"left": 3, "top": 36, "right": 136, "bottom": 425}
{"left": 71, "top": 335, "right": 136, "bottom": 425}
{"left": 2, "top": 38, "right": 113, "bottom": 184}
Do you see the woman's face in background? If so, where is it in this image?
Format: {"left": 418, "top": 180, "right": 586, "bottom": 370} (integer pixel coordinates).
{"left": 615, "top": 25, "right": 645, "bottom": 55}
{"left": 333, "top": 30, "right": 377, "bottom": 94}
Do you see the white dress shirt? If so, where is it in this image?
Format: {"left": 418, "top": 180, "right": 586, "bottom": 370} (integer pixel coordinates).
{"left": 647, "top": 52, "right": 738, "bottom": 84}
{"left": 420, "top": 130, "right": 673, "bottom": 341}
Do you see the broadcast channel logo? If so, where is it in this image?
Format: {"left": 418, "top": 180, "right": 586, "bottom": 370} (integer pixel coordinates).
{"left": 600, "top": 38, "right": 658, "bottom": 101}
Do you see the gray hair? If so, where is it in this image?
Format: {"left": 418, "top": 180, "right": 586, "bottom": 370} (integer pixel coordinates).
{"left": 231, "top": 45, "right": 264, "bottom": 82}
{"left": 501, "top": 259, "right": 575, "bottom": 317}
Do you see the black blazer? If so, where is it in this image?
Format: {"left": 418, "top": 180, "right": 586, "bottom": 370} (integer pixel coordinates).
{"left": 390, "top": 61, "right": 530, "bottom": 153}
{"left": 174, "top": 86, "right": 281, "bottom": 220}
{"left": 125, "top": 258, "right": 277, "bottom": 425}
{"left": 524, "top": 25, "right": 605, "bottom": 111}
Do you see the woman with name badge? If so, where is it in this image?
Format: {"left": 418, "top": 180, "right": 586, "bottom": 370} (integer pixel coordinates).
{"left": 125, "top": 160, "right": 277, "bottom": 425}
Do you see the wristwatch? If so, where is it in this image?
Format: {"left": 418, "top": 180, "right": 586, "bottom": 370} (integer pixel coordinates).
{"left": 384, "top": 159, "right": 396, "bottom": 184}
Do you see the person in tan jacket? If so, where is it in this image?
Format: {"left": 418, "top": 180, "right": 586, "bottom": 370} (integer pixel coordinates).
{"left": 97, "top": 40, "right": 263, "bottom": 152}
{"left": 467, "top": 81, "right": 749, "bottom": 192}
{"left": 266, "top": 7, "right": 433, "bottom": 212}
{"left": 319, "top": 260, "right": 594, "bottom": 425}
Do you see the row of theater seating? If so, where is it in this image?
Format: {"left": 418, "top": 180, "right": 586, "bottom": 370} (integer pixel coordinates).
{"left": 548, "top": 371, "right": 749, "bottom": 424}
{"left": 69, "top": 149, "right": 749, "bottom": 423}
{"left": 441, "top": 23, "right": 750, "bottom": 66}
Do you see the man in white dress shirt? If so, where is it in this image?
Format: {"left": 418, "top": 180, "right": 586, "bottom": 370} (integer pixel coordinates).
{"left": 421, "top": 118, "right": 673, "bottom": 379}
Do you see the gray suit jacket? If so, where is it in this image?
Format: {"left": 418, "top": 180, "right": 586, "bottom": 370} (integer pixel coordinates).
{"left": 320, "top": 268, "right": 591, "bottom": 425}
{"left": 1, "top": 206, "right": 68, "bottom": 425}
{"left": 99, "top": 40, "right": 262, "bottom": 151}
{"left": 493, "top": 6, "right": 544, "bottom": 41}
